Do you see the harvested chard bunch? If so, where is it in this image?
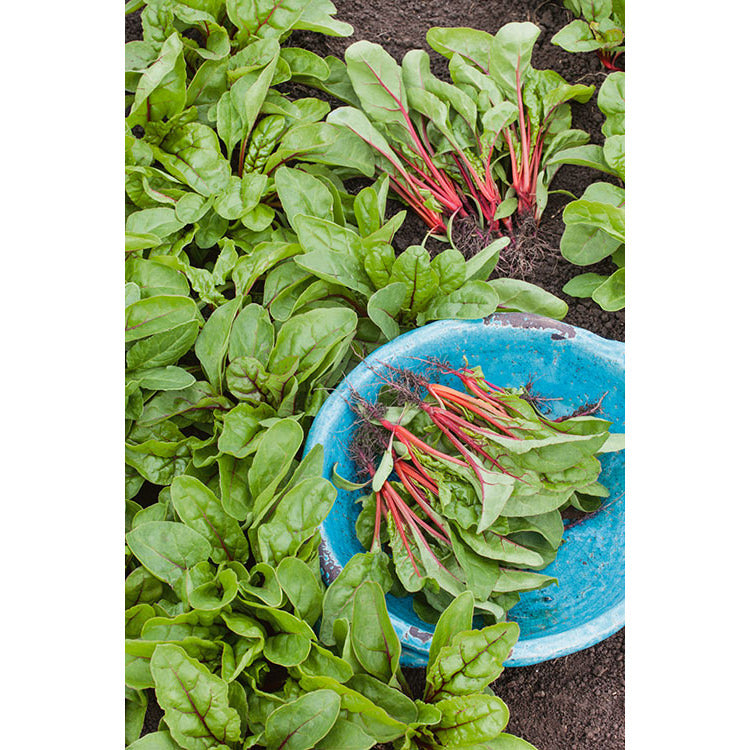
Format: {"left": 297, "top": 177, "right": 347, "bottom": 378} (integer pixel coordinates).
{"left": 342, "top": 363, "right": 622, "bottom": 624}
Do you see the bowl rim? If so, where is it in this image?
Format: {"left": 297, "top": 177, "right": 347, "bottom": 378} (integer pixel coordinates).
{"left": 305, "top": 313, "right": 625, "bottom": 667}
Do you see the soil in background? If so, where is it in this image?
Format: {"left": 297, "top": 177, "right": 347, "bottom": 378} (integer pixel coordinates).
{"left": 127, "top": 2, "right": 625, "bottom": 748}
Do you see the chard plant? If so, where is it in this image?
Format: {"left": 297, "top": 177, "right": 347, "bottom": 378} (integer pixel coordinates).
{"left": 128, "top": 518, "right": 537, "bottom": 750}
{"left": 125, "top": 6, "right": 581, "bottom": 747}
{"left": 558, "top": 72, "right": 625, "bottom": 311}
{"left": 337, "top": 363, "right": 624, "bottom": 622}
{"left": 426, "top": 23, "right": 595, "bottom": 225}
{"left": 552, "top": 0, "right": 625, "bottom": 71}
{"left": 126, "top": 1, "right": 373, "bottom": 255}
{"left": 321, "top": 22, "right": 594, "bottom": 260}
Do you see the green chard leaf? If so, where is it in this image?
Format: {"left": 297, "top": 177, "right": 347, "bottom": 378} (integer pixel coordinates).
{"left": 264, "top": 690, "right": 342, "bottom": 750}
{"left": 425, "top": 621, "right": 519, "bottom": 700}
{"left": 433, "top": 693, "right": 510, "bottom": 746}
{"left": 126, "top": 521, "right": 212, "bottom": 588}
{"left": 320, "top": 551, "right": 393, "bottom": 645}
{"left": 171, "top": 475, "right": 249, "bottom": 563}
{"left": 351, "top": 580, "right": 402, "bottom": 685}
{"left": 150, "top": 643, "right": 241, "bottom": 750}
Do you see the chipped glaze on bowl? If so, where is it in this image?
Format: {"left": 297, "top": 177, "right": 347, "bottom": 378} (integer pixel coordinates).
{"left": 304, "top": 314, "right": 624, "bottom": 667}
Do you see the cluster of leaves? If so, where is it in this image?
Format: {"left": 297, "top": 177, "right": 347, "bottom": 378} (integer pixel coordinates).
{"left": 341, "top": 365, "right": 624, "bottom": 624}
{"left": 125, "top": 0, "right": 375, "bottom": 255}
{"left": 312, "top": 22, "right": 595, "bottom": 242}
{"left": 125, "top": 3, "right": 569, "bottom": 749}
{"left": 289, "top": 181, "right": 569, "bottom": 341}
{"left": 125, "top": 3, "right": 574, "bottom": 504}
{"left": 552, "top": 0, "right": 625, "bottom": 71}
{"left": 127, "top": 526, "right": 535, "bottom": 750}
{"left": 559, "top": 72, "right": 625, "bottom": 311}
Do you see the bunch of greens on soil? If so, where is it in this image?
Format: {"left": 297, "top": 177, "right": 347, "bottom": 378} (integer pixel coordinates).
{"left": 552, "top": 0, "right": 625, "bottom": 71}
{"left": 557, "top": 72, "right": 624, "bottom": 311}
{"left": 339, "top": 363, "right": 623, "bottom": 623}
{"left": 316, "top": 22, "right": 595, "bottom": 268}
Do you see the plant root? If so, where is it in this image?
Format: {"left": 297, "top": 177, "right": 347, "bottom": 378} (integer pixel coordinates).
{"left": 448, "top": 213, "right": 556, "bottom": 280}
{"left": 493, "top": 213, "right": 556, "bottom": 280}
{"left": 349, "top": 418, "right": 389, "bottom": 478}
{"left": 449, "top": 215, "right": 498, "bottom": 260}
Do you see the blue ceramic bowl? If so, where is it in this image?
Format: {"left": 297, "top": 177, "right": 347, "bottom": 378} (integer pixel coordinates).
{"left": 303, "top": 313, "right": 624, "bottom": 667}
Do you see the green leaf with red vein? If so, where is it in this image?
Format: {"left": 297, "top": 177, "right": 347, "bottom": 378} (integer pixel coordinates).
{"left": 227, "top": 0, "right": 352, "bottom": 44}
{"left": 264, "top": 688, "right": 341, "bottom": 750}
{"left": 125, "top": 295, "right": 199, "bottom": 343}
{"left": 432, "top": 693, "right": 510, "bottom": 746}
{"left": 426, "top": 27, "right": 493, "bottom": 73}
{"left": 150, "top": 643, "right": 241, "bottom": 750}
{"left": 425, "top": 621, "right": 519, "bottom": 700}
{"left": 171, "top": 475, "right": 249, "bottom": 563}
{"left": 126, "top": 521, "right": 212, "bottom": 588}
{"left": 344, "top": 40, "right": 408, "bottom": 127}
{"left": 128, "top": 32, "right": 186, "bottom": 125}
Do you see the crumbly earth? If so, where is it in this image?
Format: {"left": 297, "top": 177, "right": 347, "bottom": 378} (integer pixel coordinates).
{"left": 128, "top": 2, "right": 625, "bottom": 748}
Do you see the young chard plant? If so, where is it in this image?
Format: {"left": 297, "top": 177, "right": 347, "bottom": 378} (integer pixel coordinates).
{"left": 321, "top": 22, "right": 594, "bottom": 266}
{"left": 426, "top": 22, "right": 595, "bottom": 225}
{"left": 337, "top": 363, "right": 624, "bottom": 623}
{"left": 559, "top": 72, "right": 625, "bottom": 311}
{"left": 552, "top": 0, "right": 625, "bottom": 71}
{"left": 328, "top": 40, "right": 494, "bottom": 235}
{"left": 127, "top": 481, "right": 539, "bottom": 750}
{"left": 316, "top": 560, "right": 538, "bottom": 750}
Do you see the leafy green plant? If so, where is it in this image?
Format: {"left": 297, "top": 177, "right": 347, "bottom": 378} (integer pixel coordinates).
{"left": 337, "top": 364, "right": 623, "bottom": 622}
{"left": 559, "top": 72, "right": 624, "bottom": 311}
{"left": 320, "top": 22, "right": 594, "bottom": 249}
{"left": 125, "top": 7, "right": 582, "bottom": 748}
{"left": 282, "top": 171, "right": 569, "bottom": 337}
{"left": 127, "top": 496, "right": 539, "bottom": 750}
{"left": 552, "top": 0, "right": 625, "bottom": 71}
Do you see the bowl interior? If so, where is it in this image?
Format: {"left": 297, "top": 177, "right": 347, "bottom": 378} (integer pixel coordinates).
{"left": 305, "top": 314, "right": 624, "bottom": 667}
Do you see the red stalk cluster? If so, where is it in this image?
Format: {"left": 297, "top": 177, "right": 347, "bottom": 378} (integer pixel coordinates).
{"left": 502, "top": 65, "right": 548, "bottom": 221}
{"left": 597, "top": 49, "right": 624, "bottom": 72}
{"left": 357, "top": 366, "right": 528, "bottom": 579}
{"left": 385, "top": 131, "right": 505, "bottom": 235}
{"left": 358, "top": 60, "right": 503, "bottom": 234}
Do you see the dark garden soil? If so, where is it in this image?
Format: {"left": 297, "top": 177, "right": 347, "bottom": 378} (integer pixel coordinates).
{"left": 128, "top": 3, "right": 624, "bottom": 748}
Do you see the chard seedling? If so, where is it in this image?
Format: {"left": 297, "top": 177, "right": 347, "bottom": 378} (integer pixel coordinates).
{"left": 552, "top": 0, "right": 625, "bottom": 71}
